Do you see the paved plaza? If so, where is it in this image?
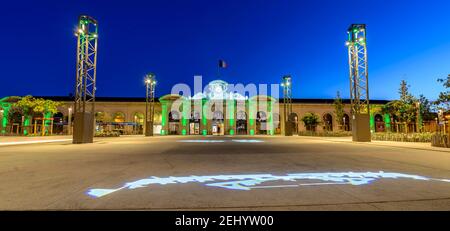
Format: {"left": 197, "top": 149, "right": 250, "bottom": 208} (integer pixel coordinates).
{"left": 0, "top": 135, "right": 449, "bottom": 210}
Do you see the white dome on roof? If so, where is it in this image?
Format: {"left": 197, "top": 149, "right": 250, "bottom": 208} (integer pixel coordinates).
{"left": 206, "top": 80, "right": 228, "bottom": 100}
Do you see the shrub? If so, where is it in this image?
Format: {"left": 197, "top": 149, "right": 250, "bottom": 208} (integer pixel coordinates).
{"left": 371, "top": 132, "right": 434, "bottom": 143}
{"left": 298, "top": 131, "right": 352, "bottom": 137}
{"left": 94, "top": 131, "right": 120, "bottom": 137}
{"left": 431, "top": 133, "right": 449, "bottom": 148}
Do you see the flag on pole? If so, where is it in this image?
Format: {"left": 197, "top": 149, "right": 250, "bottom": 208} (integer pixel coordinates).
{"left": 218, "top": 60, "right": 227, "bottom": 68}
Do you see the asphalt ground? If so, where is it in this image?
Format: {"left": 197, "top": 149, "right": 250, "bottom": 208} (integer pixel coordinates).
{"left": 0, "top": 135, "right": 449, "bottom": 210}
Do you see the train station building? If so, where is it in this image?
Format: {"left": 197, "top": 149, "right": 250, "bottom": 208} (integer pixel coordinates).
{"left": 0, "top": 80, "right": 392, "bottom": 136}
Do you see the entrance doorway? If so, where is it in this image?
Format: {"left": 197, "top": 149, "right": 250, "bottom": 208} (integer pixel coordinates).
{"left": 189, "top": 111, "right": 200, "bottom": 135}
{"left": 212, "top": 111, "right": 224, "bottom": 136}
{"left": 236, "top": 111, "right": 247, "bottom": 135}
{"left": 323, "top": 113, "right": 333, "bottom": 131}
{"left": 169, "top": 111, "right": 180, "bottom": 135}
{"left": 375, "top": 114, "right": 385, "bottom": 132}
{"left": 289, "top": 113, "right": 299, "bottom": 135}
{"left": 257, "top": 111, "right": 268, "bottom": 135}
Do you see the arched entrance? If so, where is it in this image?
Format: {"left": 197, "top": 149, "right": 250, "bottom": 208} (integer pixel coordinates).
{"left": 273, "top": 113, "right": 281, "bottom": 135}
{"left": 289, "top": 113, "right": 299, "bottom": 135}
{"left": 169, "top": 111, "right": 180, "bottom": 135}
{"left": 343, "top": 114, "right": 351, "bottom": 131}
{"left": 256, "top": 111, "right": 268, "bottom": 135}
{"left": 112, "top": 112, "right": 126, "bottom": 134}
{"left": 134, "top": 112, "right": 144, "bottom": 134}
{"left": 9, "top": 111, "right": 22, "bottom": 134}
{"left": 212, "top": 111, "right": 224, "bottom": 135}
{"left": 323, "top": 113, "right": 333, "bottom": 131}
{"left": 190, "top": 111, "right": 201, "bottom": 135}
{"left": 236, "top": 111, "right": 247, "bottom": 135}
{"left": 375, "top": 114, "right": 385, "bottom": 132}
{"left": 53, "top": 112, "right": 64, "bottom": 135}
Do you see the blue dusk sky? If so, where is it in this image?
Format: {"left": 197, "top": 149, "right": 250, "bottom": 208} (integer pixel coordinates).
{"left": 1, "top": 0, "right": 449, "bottom": 100}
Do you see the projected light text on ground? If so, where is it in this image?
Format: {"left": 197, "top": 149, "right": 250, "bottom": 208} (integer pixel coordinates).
{"left": 86, "top": 171, "right": 450, "bottom": 198}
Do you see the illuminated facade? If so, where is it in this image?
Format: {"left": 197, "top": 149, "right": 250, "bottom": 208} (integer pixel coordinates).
{"left": 0, "top": 80, "right": 392, "bottom": 136}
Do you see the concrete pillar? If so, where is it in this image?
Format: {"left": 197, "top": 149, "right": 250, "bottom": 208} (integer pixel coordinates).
{"left": 352, "top": 114, "right": 371, "bottom": 142}
{"left": 160, "top": 101, "right": 169, "bottom": 136}
{"left": 73, "top": 112, "right": 94, "bottom": 144}
{"left": 225, "top": 99, "right": 236, "bottom": 136}
{"left": 201, "top": 99, "right": 209, "bottom": 136}
{"left": 248, "top": 98, "right": 257, "bottom": 136}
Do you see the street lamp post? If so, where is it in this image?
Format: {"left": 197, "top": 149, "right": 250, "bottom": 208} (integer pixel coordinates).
{"left": 281, "top": 75, "right": 293, "bottom": 136}
{"left": 346, "top": 24, "right": 371, "bottom": 142}
{"left": 145, "top": 73, "right": 156, "bottom": 136}
{"left": 73, "top": 15, "right": 98, "bottom": 144}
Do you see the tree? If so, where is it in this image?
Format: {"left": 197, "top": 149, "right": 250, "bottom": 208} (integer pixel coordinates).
{"left": 32, "top": 98, "right": 61, "bottom": 135}
{"left": 399, "top": 80, "right": 415, "bottom": 104}
{"left": 333, "top": 91, "right": 345, "bottom": 130}
{"left": 32, "top": 98, "right": 60, "bottom": 116}
{"left": 15, "top": 95, "right": 35, "bottom": 116}
{"left": 301, "top": 113, "right": 320, "bottom": 131}
{"left": 435, "top": 75, "right": 449, "bottom": 112}
{"left": 11, "top": 96, "right": 61, "bottom": 135}
{"left": 382, "top": 80, "right": 418, "bottom": 133}
{"left": 418, "top": 95, "right": 434, "bottom": 121}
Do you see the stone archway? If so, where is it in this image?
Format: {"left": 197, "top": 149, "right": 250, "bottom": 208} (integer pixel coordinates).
{"left": 189, "top": 111, "right": 201, "bottom": 135}
{"left": 375, "top": 114, "right": 385, "bottom": 132}
{"left": 256, "top": 111, "right": 268, "bottom": 135}
{"left": 53, "top": 112, "right": 64, "bottom": 135}
{"left": 289, "top": 113, "right": 299, "bottom": 135}
{"left": 212, "top": 111, "right": 224, "bottom": 135}
{"left": 343, "top": 114, "right": 351, "bottom": 131}
{"left": 236, "top": 111, "right": 247, "bottom": 135}
{"left": 323, "top": 113, "right": 333, "bottom": 132}
{"left": 112, "top": 112, "right": 126, "bottom": 134}
{"left": 272, "top": 113, "right": 281, "bottom": 135}
{"left": 133, "top": 112, "right": 144, "bottom": 134}
{"left": 168, "top": 110, "right": 180, "bottom": 135}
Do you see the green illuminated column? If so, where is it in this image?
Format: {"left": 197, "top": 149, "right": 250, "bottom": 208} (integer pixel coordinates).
{"left": 227, "top": 99, "right": 236, "bottom": 135}
{"left": 370, "top": 113, "right": 375, "bottom": 133}
{"left": 384, "top": 113, "right": 391, "bottom": 132}
{"left": 268, "top": 100, "right": 274, "bottom": 135}
{"left": 160, "top": 101, "right": 168, "bottom": 135}
{"left": 44, "top": 111, "right": 52, "bottom": 135}
{"left": 201, "top": 99, "right": 209, "bottom": 136}
{"left": 248, "top": 98, "right": 257, "bottom": 136}
{"left": 0, "top": 103, "right": 11, "bottom": 134}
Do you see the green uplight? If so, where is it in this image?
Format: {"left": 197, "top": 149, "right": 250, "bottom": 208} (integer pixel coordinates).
{"left": 230, "top": 129, "right": 234, "bottom": 135}
{"left": 250, "top": 129, "right": 255, "bottom": 136}
{"left": 182, "top": 129, "right": 187, "bottom": 135}
{"left": 202, "top": 129, "right": 207, "bottom": 136}
{"left": 202, "top": 100, "right": 208, "bottom": 126}
{"left": 228, "top": 99, "right": 235, "bottom": 129}
{"left": 161, "top": 103, "right": 168, "bottom": 126}
{"left": 370, "top": 114, "right": 375, "bottom": 132}
{"left": 384, "top": 114, "right": 391, "bottom": 131}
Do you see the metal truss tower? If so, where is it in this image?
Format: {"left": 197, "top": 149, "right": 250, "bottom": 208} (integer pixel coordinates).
{"left": 282, "top": 75, "right": 293, "bottom": 136}
{"left": 73, "top": 15, "right": 98, "bottom": 144}
{"left": 145, "top": 73, "right": 157, "bottom": 136}
{"left": 346, "top": 24, "right": 371, "bottom": 142}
